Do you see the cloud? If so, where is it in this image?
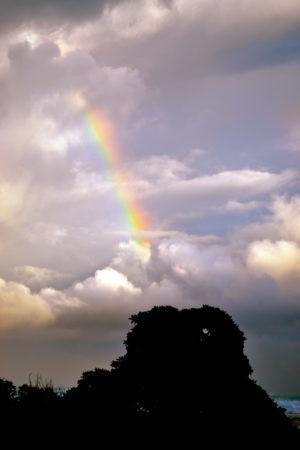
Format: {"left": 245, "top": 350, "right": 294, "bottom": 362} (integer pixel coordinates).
{"left": 0, "top": 180, "right": 28, "bottom": 225}
{"left": 270, "top": 196, "right": 300, "bottom": 242}
{"left": 12, "top": 265, "right": 71, "bottom": 291}
{"left": 73, "top": 267, "right": 141, "bottom": 297}
{"left": 0, "top": 0, "right": 299, "bottom": 394}
{"left": 0, "top": 195, "right": 299, "bottom": 391}
{"left": 4, "top": 195, "right": 296, "bottom": 334}
{"left": 246, "top": 196, "right": 300, "bottom": 294}
{"left": 56, "top": 0, "right": 300, "bottom": 83}
{"left": 247, "top": 240, "right": 300, "bottom": 282}
{"left": 138, "top": 163, "right": 297, "bottom": 227}
{"left": 0, "top": 279, "right": 54, "bottom": 331}
{"left": 0, "top": 0, "right": 121, "bottom": 34}
{"left": 135, "top": 157, "right": 297, "bottom": 195}
{"left": 289, "top": 121, "right": 300, "bottom": 153}
{"left": 0, "top": 34, "right": 149, "bottom": 280}
{"left": 222, "top": 200, "right": 261, "bottom": 213}
{"left": 1, "top": 34, "right": 296, "bottom": 284}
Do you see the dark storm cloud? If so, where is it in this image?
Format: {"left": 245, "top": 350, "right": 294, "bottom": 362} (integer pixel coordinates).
{"left": 0, "top": 0, "right": 175, "bottom": 33}
{"left": 240, "top": 302, "right": 300, "bottom": 394}
{"left": 0, "top": 0, "right": 120, "bottom": 31}
{"left": 216, "top": 29, "right": 300, "bottom": 74}
{"left": 88, "top": 3, "right": 300, "bottom": 87}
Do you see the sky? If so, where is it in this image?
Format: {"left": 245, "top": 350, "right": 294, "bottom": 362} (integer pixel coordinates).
{"left": 0, "top": 0, "right": 300, "bottom": 394}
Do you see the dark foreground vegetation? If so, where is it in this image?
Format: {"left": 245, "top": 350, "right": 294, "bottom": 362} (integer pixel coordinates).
{"left": 1, "top": 305, "right": 298, "bottom": 446}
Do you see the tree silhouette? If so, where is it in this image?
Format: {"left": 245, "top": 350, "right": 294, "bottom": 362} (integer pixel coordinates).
{"left": 0, "top": 378, "right": 16, "bottom": 413}
{"left": 65, "top": 368, "right": 118, "bottom": 416}
{"left": 0, "top": 305, "right": 298, "bottom": 446}
{"left": 0, "top": 378, "right": 16, "bottom": 400}
{"left": 110, "top": 305, "right": 297, "bottom": 443}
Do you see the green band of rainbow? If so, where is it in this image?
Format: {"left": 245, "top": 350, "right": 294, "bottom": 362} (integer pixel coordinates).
{"left": 86, "top": 111, "right": 148, "bottom": 241}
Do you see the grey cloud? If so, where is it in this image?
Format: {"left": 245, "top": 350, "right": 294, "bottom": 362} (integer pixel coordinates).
{"left": 81, "top": 0, "right": 300, "bottom": 84}
{"left": 0, "top": 36, "right": 149, "bottom": 280}
{"left": 0, "top": 0, "right": 120, "bottom": 33}
{"left": 0, "top": 0, "right": 299, "bottom": 395}
{"left": 11, "top": 265, "right": 72, "bottom": 291}
{"left": 215, "top": 29, "right": 300, "bottom": 75}
{"left": 1, "top": 196, "right": 300, "bottom": 392}
{"left": 138, "top": 164, "right": 298, "bottom": 229}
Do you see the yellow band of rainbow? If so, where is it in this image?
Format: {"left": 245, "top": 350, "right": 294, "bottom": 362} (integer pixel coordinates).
{"left": 86, "top": 111, "right": 148, "bottom": 242}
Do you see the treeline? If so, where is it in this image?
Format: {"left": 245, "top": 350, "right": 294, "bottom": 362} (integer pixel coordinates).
{"left": 0, "top": 305, "right": 298, "bottom": 446}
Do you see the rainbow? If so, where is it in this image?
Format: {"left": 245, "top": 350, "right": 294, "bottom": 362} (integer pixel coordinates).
{"left": 86, "top": 110, "right": 149, "bottom": 245}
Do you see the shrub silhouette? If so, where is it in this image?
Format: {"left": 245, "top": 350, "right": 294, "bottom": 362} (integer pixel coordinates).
{"left": 17, "top": 374, "right": 58, "bottom": 410}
